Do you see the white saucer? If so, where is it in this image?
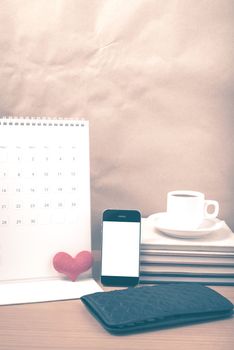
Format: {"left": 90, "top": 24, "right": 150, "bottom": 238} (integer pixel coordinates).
{"left": 147, "top": 212, "right": 224, "bottom": 239}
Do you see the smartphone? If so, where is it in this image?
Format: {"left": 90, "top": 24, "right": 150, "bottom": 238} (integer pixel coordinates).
{"left": 101, "top": 209, "right": 141, "bottom": 286}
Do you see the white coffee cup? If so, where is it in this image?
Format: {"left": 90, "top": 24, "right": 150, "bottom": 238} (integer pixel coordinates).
{"left": 166, "top": 190, "right": 219, "bottom": 230}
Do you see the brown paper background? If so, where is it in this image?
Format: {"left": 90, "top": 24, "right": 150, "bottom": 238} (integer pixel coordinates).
{"left": 0, "top": 0, "right": 233, "bottom": 251}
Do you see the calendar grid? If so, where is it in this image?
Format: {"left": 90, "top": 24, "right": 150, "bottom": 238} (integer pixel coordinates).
{"left": 0, "top": 117, "right": 91, "bottom": 281}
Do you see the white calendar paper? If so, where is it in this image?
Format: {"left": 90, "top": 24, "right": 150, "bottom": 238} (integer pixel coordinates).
{"left": 0, "top": 117, "right": 91, "bottom": 283}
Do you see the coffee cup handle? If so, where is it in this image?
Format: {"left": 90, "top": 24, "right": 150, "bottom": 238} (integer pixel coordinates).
{"left": 204, "top": 200, "right": 219, "bottom": 219}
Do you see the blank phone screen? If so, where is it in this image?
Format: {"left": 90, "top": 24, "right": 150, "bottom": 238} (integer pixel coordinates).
{"left": 101, "top": 221, "right": 140, "bottom": 277}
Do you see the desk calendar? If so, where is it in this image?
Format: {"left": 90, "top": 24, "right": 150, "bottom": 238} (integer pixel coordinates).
{"left": 0, "top": 116, "right": 91, "bottom": 285}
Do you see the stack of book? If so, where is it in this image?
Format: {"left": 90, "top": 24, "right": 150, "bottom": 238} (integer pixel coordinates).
{"left": 140, "top": 218, "right": 234, "bottom": 285}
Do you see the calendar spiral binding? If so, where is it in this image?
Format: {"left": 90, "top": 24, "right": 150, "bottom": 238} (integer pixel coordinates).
{"left": 0, "top": 116, "right": 87, "bottom": 127}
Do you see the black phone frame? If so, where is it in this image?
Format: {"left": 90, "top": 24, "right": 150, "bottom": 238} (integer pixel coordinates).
{"left": 101, "top": 209, "right": 141, "bottom": 287}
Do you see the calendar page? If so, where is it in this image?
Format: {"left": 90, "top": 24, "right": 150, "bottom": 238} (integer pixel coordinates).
{"left": 0, "top": 117, "right": 91, "bottom": 282}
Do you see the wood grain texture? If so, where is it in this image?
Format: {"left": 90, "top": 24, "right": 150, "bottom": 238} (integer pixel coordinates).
{"left": 0, "top": 286, "right": 233, "bottom": 350}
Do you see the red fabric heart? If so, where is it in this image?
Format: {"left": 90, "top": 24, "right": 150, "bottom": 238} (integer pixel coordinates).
{"left": 53, "top": 251, "right": 93, "bottom": 282}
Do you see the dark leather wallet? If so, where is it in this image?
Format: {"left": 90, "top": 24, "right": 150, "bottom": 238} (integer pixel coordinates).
{"left": 81, "top": 283, "right": 233, "bottom": 334}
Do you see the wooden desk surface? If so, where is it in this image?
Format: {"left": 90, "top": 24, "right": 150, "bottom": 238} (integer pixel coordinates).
{"left": 0, "top": 285, "right": 233, "bottom": 350}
